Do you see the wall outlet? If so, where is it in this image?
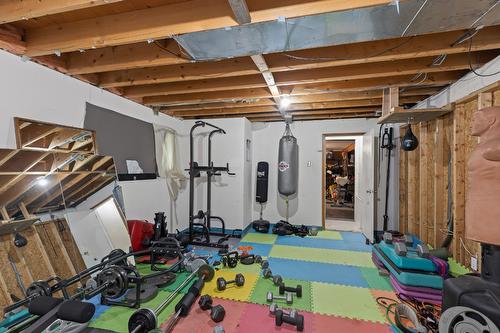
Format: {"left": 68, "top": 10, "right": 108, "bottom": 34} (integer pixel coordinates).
{"left": 471, "top": 256, "right": 478, "bottom": 271}
{"left": 307, "top": 161, "right": 312, "bottom": 167}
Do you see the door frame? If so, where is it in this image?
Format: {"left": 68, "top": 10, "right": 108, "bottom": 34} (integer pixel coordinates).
{"left": 322, "top": 132, "right": 369, "bottom": 230}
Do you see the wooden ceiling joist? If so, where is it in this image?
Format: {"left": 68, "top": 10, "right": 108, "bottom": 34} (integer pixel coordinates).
{"left": 0, "top": 0, "right": 124, "bottom": 24}
{"left": 24, "top": 0, "right": 392, "bottom": 57}
{"left": 143, "top": 71, "right": 462, "bottom": 106}
{"left": 272, "top": 52, "right": 495, "bottom": 86}
{"left": 265, "top": 26, "right": 500, "bottom": 72}
{"left": 66, "top": 40, "right": 190, "bottom": 75}
{"left": 166, "top": 96, "right": 423, "bottom": 118}
{"left": 119, "top": 52, "right": 491, "bottom": 99}
{"left": 124, "top": 74, "right": 267, "bottom": 98}
{"left": 60, "top": 26, "right": 500, "bottom": 77}
{"left": 98, "top": 57, "right": 259, "bottom": 88}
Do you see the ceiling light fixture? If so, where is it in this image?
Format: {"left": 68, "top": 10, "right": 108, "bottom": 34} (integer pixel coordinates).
{"left": 36, "top": 177, "right": 49, "bottom": 187}
{"left": 279, "top": 96, "right": 291, "bottom": 110}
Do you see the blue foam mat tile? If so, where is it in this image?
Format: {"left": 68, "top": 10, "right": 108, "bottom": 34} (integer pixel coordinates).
{"left": 85, "top": 295, "right": 111, "bottom": 320}
{"left": 275, "top": 236, "right": 371, "bottom": 252}
{"left": 340, "top": 231, "right": 368, "bottom": 243}
{"left": 266, "top": 258, "right": 369, "bottom": 288}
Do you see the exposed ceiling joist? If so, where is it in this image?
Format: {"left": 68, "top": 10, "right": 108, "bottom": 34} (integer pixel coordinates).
{"left": 228, "top": 0, "right": 251, "bottom": 24}
{"left": 24, "top": 0, "right": 392, "bottom": 56}
{"left": 140, "top": 71, "right": 463, "bottom": 104}
{"left": 115, "top": 51, "right": 492, "bottom": 97}
{"left": 0, "top": 0, "right": 123, "bottom": 24}
{"left": 265, "top": 26, "right": 500, "bottom": 72}
{"left": 98, "top": 57, "right": 259, "bottom": 88}
{"left": 60, "top": 26, "right": 500, "bottom": 76}
{"left": 166, "top": 96, "right": 423, "bottom": 117}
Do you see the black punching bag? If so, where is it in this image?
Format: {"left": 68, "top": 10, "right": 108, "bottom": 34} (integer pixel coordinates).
{"left": 256, "top": 162, "right": 269, "bottom": 203}
{"left": 401, "top": 124, "right": 419, "bottom": 151}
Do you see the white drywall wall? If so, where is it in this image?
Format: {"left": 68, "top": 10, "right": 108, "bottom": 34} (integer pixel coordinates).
{"left": 251, "top": 118, "right": 399, "bottom": 230}
{"left": 0, "top": 50, "right": 183, "bottom": 224}
{"left": 179, "top": 118, "right": 251, "bottom": 231}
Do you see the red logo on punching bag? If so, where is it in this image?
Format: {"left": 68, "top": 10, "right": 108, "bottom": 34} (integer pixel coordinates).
{"left": 278, "top": 161, "right": 289, "bottom": 172}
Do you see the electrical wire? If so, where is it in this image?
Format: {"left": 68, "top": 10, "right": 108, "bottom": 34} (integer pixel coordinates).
{"left": 467, "top": 36, "right": 500, "bottom": 77}
{"left": 376, "top": 296, "right": 441, "bottom": 333}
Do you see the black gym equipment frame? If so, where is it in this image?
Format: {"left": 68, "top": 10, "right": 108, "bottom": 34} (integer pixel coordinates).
{"left": 3, "top": 244, "right": 185, "bottom": 314}
{"left": 187, "top": 121, "right": 241, "bottom": 249}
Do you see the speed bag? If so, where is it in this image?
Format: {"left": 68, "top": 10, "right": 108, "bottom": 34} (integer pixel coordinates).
{"left": 278, "top": 135, "right": 298, "bottom": 196}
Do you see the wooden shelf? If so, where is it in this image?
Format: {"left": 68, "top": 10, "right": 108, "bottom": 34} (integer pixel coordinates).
{"left": 378, "top": 106, "right": 453, "bottom": 124}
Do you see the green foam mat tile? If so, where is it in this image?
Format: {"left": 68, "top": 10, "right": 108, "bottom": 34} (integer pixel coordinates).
{"left": 359, "top": 267, "right": 393, "bottom": 291}
{"left": 448, "top": 258, "right": 471, "bottom": 277}
{"left": 269, "top": 245, "right": 374, "bottom": 268}
{"left": 249, "top": 277, "right": 312, "bottom": 312}
{"left": 240, "top": 233, "right": 277, "bottom": 244}
{"left": 311, "top": 282, "right": 386, "bottom": 323}
{"left": 162, "top": 271, "right": 192, "bottom": 293}
{"left": 89, "top": 290, "right": 182, "bottom": 332}
{"left": 316, "top": 230, "right": 342, "bottom": 240}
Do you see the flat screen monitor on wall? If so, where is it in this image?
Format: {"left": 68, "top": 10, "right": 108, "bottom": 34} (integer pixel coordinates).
{"left": 84, "top": 103, "right": 157, "bottom": 180}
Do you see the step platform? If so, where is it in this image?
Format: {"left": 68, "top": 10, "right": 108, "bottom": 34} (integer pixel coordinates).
{"left": 373, "top": 244, "right": 443, "bottom": 289}
{"left": 378, "top": 239, "right": 436, "bottom": 272}
{"left": 390, "top": 275, "right": 442, "bottom": 305}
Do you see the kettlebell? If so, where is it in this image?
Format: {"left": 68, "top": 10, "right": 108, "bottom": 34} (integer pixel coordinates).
{"left": 14, "top": 232, "right": 28, "bottom": 247}
{"left": 401, "top": 124, "right": 419, "bottom": 151}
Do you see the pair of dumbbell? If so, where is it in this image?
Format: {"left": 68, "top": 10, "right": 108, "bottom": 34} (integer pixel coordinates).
{"left": 267, "top": 291, "right": 293, "bottom": 304}
{"left": 216, "top": 273, "right": 245, "bottom": 291}
{"left": 198, "top": 294, "right": 225, "bottom": 323}
{"left": 278, "top": 283, "right": 302, "bottom": 298}
{"left": 269, "top": 304, "right": 304, "bottom": 331}
{"left": 262, "top": 268, "right": 282, "bottom": 286}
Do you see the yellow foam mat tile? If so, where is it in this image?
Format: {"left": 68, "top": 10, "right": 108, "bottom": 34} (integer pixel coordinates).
{"left": 203, "top": 270, "right": 259, "bottom": 302}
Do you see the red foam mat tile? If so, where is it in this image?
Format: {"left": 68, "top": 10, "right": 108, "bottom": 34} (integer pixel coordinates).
{"left": 313, "top": 313, "right": 393, "bottom": 333}
{"left": 236, "top": 302, "right": 315, "bottom": 333}
{"left": 160, "top": 298, "right": 248, "bottom": 333}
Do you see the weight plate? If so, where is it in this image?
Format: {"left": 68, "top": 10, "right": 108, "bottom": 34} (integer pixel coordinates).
{"left": 197, "top": 264, "right": 215, "bottom": 282}
{"left": 128, "top": 308, "right": 157, "bottom": 333}
{"left": 106, "top": 249, "right": 128, "bottom": 267}
{"left": 439, "top": 306, "right": 500, "bottom": 333}
{"left": 26, "top": 281, "right": 52, "bottom": 298}
{"left": 186, "top": 258, "right": 206, "bottom": 273}
{"left": 86, "top": 278, "right": 98, "bottom": 290}
{"left": 146, "top": 272, "right": 176, "bottom": 288}
{"left": 97, "top": 265, "right": 129, "bottom": 299}
{"left": 126, "top": 284, "right": 159, "bottom": 303}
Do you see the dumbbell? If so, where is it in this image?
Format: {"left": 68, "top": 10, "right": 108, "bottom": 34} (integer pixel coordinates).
{"left": 266, "top": 291, "right": 293, "bottom": 304}
{"left": 198, "top": 295, "right": 226, "bottom": 322}
{"left": 383, "top": 232, "right": 413, "bottom": 246}
{"left": 262, "top": 268, "right": 282, "bottom": 286}
{"left": 213, "top": 325, "right": 225, "bottom": 333}
{"left": 255, "top": 256, "right": 269, "bottom": 269}
{"left": 275, "top": 309, "right": 304, "bottom": 331}
{"left": 278, "top": 283, "right": 302, "bottom": 298}
{"left": 216, "top": 273, "right": 245, "bottom": 291}
{"left": 394, "top": 242, "right": 430, "bottom": 258}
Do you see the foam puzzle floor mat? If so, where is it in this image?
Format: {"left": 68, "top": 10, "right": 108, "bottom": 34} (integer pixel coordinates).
{"left": 88, "top": 230, "right": 397, "bottom": 332}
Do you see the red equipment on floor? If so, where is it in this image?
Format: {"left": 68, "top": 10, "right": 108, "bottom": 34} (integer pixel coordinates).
{"left": 128, "top": 220, "right": 154, "bottom": 252}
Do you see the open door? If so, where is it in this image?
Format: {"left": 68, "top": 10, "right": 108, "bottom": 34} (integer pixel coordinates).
{"left": 359, "top": 133, "right": 377, "bottom": 242}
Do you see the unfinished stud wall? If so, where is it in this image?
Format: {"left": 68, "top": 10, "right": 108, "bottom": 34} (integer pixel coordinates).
{"left": 0, "top": 218, "right": 85, "bottom": 312}
{"left": 399, "top": 84, "right": 500, "bottom": 270}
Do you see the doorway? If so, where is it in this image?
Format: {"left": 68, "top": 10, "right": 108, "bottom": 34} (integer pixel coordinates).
{"left": 322, "top": 135, "right": 363, "bottom": 232}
